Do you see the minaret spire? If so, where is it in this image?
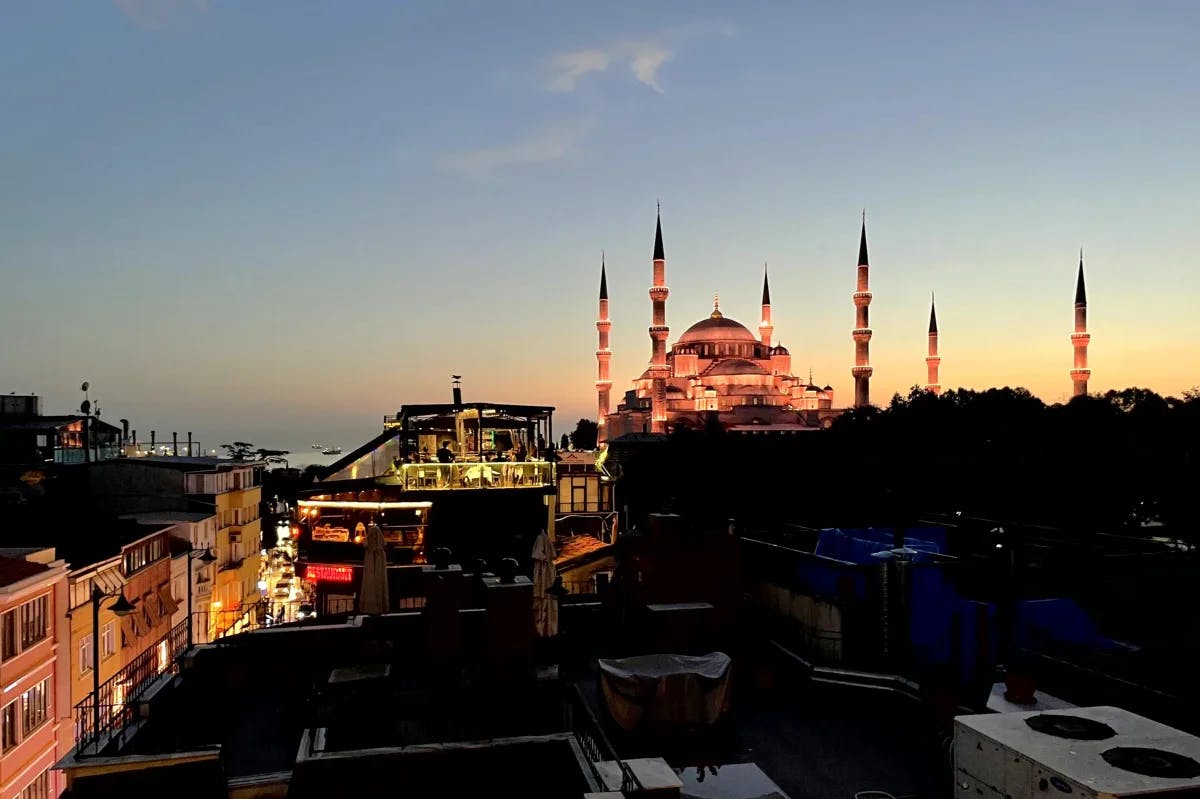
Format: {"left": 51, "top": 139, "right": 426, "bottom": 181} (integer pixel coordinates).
{"left": 648, "top": 204, "right": 670, "bottom": 432}
{"left": 596, "top": 253, "right": 612, "bottom": 441}
{"left": 759, "top": 262, "right": 774, "bottom": 347}
{"left": 1071, "top": 250, "right": 1091, "bottom": 398}
{"left": 851, "top": 211, "right": 874, "bottom": 407}
{"left": 925, "top": 292, "right": 941, "bottom": 395}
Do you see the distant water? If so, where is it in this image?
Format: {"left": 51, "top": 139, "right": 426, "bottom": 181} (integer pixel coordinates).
{"left": 277, "top": 447, "right": 341, "bottom": 471}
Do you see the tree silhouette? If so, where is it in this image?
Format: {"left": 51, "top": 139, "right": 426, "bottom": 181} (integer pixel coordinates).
{"left": 569, "top": 419, "right": 599, "bottom": 451}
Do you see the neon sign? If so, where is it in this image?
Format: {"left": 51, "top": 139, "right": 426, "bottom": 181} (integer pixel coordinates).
{"left": 306, "top": 564, "right": 354, "bottom": 583}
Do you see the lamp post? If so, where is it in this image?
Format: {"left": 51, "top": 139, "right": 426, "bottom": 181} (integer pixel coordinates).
{"left": 90, "top": 586, "right": 134, "bottom": 748}
{"left": 186, "top": 548, "right": 217, "bottom": 647}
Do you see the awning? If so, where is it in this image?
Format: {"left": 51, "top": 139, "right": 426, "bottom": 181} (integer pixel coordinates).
{"left": 119, "top": 617, "right": 138, "bottom": 647}
{"left": 143, "top": 593, "right": 161, "bottom": 626}
{"left": 94, "top": 568, "right": 126, "bottom": 594}
{"left": 158, "top": 586, "right": 180, "bottom": 617}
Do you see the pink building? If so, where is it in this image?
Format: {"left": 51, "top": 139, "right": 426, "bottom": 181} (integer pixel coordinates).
{"left": 0, "top": 549, "right": 69, "bottom": 799}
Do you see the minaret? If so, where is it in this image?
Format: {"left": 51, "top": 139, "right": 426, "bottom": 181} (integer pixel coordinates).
{"left": 596, "top": 254, "right": 613, "bottom": 443}
{"left": 759, "top": 263, "right": 774, "bottom": 347}
{"left": 648, "top": 204, "right": 670, "bottom": 433}
{"left": 1071, "top": 250, "right": 1091, "bottom": 398}
{"left": 851, "top": 212, "right": 874, "bottom": 407}
{"left": 925, "top": 293, "right": 941, "bottom": 395}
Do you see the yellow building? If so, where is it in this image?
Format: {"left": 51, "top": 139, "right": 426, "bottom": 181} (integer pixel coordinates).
{"left": 197, "top": 465, "right": 263, "bottom": 636}
{"left": 89, "top": 457, "right": 265, "bottom": 640}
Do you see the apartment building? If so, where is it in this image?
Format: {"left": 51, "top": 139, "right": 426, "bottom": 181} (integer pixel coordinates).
{"left": 0, "top": 549, "right": 68, "bottom": 799}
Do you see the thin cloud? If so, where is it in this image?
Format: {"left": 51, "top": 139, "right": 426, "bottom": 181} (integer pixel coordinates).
{"left": 546, "top": 23, "right": 730, "bottom": 94}
{"left": 548, "top": 49, "right": 611, "bottom": 92}
{"left": 114, "top": 0, "right": 208, "bottom": 30}
{"left": 441, "top": 119, "right": 593, "bottom": 179}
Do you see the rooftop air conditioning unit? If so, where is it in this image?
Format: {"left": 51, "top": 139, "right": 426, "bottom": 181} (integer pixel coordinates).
{"left": 955, "top": 706, "right": 1200, "bottom": 799}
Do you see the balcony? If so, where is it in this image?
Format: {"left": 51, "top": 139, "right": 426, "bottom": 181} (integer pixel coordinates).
{"left": 376, "top": 461, "right": 555, "bottom": 491}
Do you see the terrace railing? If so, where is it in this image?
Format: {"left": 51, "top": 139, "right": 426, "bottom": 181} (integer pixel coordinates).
{"left": 567, "top": 684, "right": 643, "bottom": 794}
{"left": 384, "top": 461, "right": 555, "bottom": 491}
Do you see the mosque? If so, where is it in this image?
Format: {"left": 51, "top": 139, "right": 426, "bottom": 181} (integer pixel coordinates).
{"left": 594, "top": 208, "right": 1092, "bottom": 442}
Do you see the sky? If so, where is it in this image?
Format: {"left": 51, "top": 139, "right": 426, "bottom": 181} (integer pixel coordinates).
{"left": 2, "top": 1, "right": 1198, "bottom": 453}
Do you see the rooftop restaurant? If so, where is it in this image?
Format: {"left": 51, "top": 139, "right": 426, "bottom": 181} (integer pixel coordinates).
{"left": 319, "top": 401, "right": 557, "bottom": 490}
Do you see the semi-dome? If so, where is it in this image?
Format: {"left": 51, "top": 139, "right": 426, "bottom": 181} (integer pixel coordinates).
{"left": 770, "top": 344, "right": 790, "bottom": 356}
{"left": 703, "top": 358, "right": 770, "bottom": 377}
{"left": 677, "top": 315, "right": 758, "bottom": 345}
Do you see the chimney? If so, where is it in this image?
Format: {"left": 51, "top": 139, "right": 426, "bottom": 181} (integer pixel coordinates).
{"left": 187, "top": 431, "right": 193, "bottom": 457}
{"left": 172, "top": 431, "right": 178, "bottom": 457}
{"left": 119, "top": 418, "right": 130, "bottom": 443}
{"left": 132, "top": 430, "right": 137, "bottom": 447}
{"left": 452, "top": 376, "right": 463, "bottom": 406}
{"left": 150, "top": 430, "right": 156, "bottom": 451}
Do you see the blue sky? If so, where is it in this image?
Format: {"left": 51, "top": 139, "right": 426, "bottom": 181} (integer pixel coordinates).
{"left": 2, "top": 1, "right": 1197, "bottom": 451}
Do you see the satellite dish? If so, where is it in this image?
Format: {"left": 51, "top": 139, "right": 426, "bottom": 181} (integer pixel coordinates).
{"left": 81, "top": 381, "right": 90, "bottom": 392}
{"left": 80, "top": 399, "right": 91, "bottom": 415}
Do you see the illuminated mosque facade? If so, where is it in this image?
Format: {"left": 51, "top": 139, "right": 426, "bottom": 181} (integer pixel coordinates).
{"left": 595, "top": 208, "right": 1093, "bottom": 443}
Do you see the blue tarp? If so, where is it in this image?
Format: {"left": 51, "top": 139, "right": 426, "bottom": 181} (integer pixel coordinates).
{"left": 814, "top": 527, "right": 944, "bottom": 564}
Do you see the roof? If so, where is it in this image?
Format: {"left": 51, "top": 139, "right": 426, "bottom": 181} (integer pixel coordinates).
{"left": 702, "top": 358, "right": 769, "bottom": 377}
{"left": 599, "top": 257, "right": 608, "bottom": 300}
{"left": 929, "top": 294, "right": 938, "bottom": 334}
{"left": 128, "top": 456, "right": 261, "bottom": 471}
{"left": 397, "top": 402, "right": 555, "bottom": 423}
{"left": 0, "top": 415, "right": 121, "bottom": 433}
{"left": 123, "top": 511, "right": 214, "bottom": 524}
{"left": 653, "top": 209, "right": 665, "bottom": 260}
{"left": 319, "top": 428, "right": 400, "bottom": 480}
{"left": 858, "top": 217, "right": 869, "bottom": 266}
{"left": 0, "top": 555, "right": 50, "bottom": 587}
{"left": 762, "top": 265, "right": 771, "bottom": 305}
{"left": 677, "top": 315, "right": 758, "bottom": 345}
{"left": 1075, "top": 253, "right": 1087, "bottom": 305}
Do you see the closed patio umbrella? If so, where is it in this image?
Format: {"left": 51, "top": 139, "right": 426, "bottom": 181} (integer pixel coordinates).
{"left": 531, "top": 530, "right": 558, "bottom": 637}
{"left": 359, "top": 522, "right": 390, "bottom": 615}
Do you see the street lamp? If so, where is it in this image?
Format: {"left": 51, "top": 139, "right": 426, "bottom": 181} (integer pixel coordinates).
{"left": 186, "top": 548, "right": 217, "bottom": 647}
{"left": 90, "top": 586, "right": 134, "bottom": 749}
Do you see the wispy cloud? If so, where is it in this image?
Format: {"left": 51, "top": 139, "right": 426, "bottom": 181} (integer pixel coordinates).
{"left": 548, "top": 49, "right": 611, "bottom": 92}
{"left": 114, "top": 0, "right": 208, "bottom": 30}
{"left": 547, "top": 23, "right": 731, "bottom": 94}
{"left": 441, "top": 119, "right": 593, "bottom": 180}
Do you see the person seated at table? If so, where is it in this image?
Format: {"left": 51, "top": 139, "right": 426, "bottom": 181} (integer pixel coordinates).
{"left": 513, "top": 442, "right": 526, "bottom": 462}
{"left": 436, "top": 441, "right": 454, "bottom": 463}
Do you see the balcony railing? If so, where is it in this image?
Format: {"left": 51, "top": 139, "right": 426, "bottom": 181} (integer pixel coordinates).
{"left": 378, "top": 461, "right": 554, "bottom": 491}
{"left": 74, "top": 620, "right": 189, "bottom": 755}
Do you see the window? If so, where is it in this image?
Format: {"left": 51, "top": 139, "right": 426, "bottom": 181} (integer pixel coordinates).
{"left": 22, "top": 678, "right": 49, "bottom": 735}
{"left": 1, "top": 610, "right": 15, "bottom": 660}
{"left": 20, "top": 595, "right": 47, "bottom": 649}
{"left": 35, "top": 434, "right": 48, "bottom": 448}
{"left": 101, "top": 622, "right": 116, "bottom": 659}
{"left": 1, "top": 701, "right": 16, "bottom": 752}
{"left": 79, "top": 634, "right": 94, "bottom": 676}
{"left": 20, "top": 770, "right": 50, "bottom": 799}
{"left": 1, "top": 594, "right": 50, "bottom": 661}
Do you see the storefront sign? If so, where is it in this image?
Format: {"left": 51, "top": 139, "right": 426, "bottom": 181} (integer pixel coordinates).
{"left": 306, "top": 564, "right": 354, "bottom": 583}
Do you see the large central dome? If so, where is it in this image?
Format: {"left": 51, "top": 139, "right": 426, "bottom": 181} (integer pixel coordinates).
{"left": 677, "top": 313, "right": 758, "bottom": 345}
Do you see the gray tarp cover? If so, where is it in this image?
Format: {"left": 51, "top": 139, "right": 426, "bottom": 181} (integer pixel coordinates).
{"left": 599, "top": 652, "right": 732, "bottom": 732}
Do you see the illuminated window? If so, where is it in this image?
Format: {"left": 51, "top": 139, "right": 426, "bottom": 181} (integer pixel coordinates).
{"left": 157, "top": 639, "right": 170, "bottom": 674}
{"left": 79, "top": 634, "right": 93, "bottom": 676}
{"left": 101, "top": 622, "right": 116, "bottom": 659}
{"left": 21, "top": 679, "right": 49, "bottom": 735}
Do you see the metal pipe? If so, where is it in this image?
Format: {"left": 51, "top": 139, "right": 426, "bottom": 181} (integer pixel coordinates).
{"left": 91, "top": 587, "right": 101, "bottom": 749}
